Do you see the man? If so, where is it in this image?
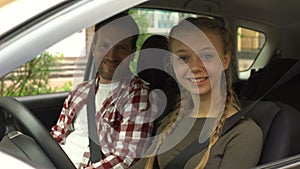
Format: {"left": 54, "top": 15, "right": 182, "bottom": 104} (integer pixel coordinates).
{"left": 51, "top": 13, "right": 159, "bottom": 169}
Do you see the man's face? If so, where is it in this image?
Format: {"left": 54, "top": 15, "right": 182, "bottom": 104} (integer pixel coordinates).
{"left": 93, "top": 24, "right": 135, "bottom": 84}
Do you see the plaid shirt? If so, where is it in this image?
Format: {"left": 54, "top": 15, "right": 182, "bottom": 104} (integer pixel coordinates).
{"left": 50, "top": 76, "right": 159, "bottom": 169}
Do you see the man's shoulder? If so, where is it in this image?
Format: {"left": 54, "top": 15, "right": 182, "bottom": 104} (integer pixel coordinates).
{"left": 72, "top": 80, "right": 93, "bottom": 91}
{"left": 118, "top": 76, "right": 154, "bottom": 99}
{"left": 227, "top": 116, "right": 263, "bottom": 140}
{"left": 67, "top": 80, "right": 93, "bottom": 99}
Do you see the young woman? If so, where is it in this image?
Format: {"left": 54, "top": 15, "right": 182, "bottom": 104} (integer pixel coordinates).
{"left": 131, "top": 17, "right": 263, "bottom": 169}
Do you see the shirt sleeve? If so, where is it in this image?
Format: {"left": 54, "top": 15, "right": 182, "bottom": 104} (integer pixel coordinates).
{"left": 88, "top": 85, "right": 160, "bottom": 169}
{"left": 50, "top": 91, "right": 76, "bottom": 145}
{"left": 50, "top": 81, "right": 91, "bottom": 145}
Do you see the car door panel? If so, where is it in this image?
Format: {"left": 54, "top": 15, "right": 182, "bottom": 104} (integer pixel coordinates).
{"left": 16, "top": 92, "right": 68, "bottom": 131}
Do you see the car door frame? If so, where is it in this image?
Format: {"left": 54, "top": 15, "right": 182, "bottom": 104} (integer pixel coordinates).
{"left": 0, "top": 0, "right": 148, "bottom": 130}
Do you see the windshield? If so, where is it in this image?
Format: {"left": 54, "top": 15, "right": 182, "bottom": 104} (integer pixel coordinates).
{"left": 0, "top": 0, "right": 64, "bottom": 35}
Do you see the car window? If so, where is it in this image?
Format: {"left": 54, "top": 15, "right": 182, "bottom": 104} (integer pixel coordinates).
{"left": 236, "top": 27, "right": 266, "bottom": 71}
{"left": 0, "top": 31, "right": 88, "bottom": 97}
{"left": 0, "top": 8, "right": 208, "bottom": 98}
{"left": 128, "top": 8, "right": 210, "bottom": 74}
{"left": 0, "top": 2, "right": 152, "bottom": 98}
{"left": 129, "top": 8, "right": 205, "bottom": 47}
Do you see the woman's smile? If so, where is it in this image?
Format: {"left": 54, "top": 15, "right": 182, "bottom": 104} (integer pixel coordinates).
{"left": 189, "top": 77, "right": 208, "bottom": 83}
{"left": 188, "top": 76, "right": 209, "bottom": 86}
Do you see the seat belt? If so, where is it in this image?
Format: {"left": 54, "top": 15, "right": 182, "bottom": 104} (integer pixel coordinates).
{"left": 87, "top": 81, "right": 102, "bottom": 163}
{"left": 164, "top": 59, "right": 300, "bottom": 169}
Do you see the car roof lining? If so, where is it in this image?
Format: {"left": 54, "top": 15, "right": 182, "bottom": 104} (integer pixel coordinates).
{"left": 140, "top": 0, "right": 300, "bottom": 31}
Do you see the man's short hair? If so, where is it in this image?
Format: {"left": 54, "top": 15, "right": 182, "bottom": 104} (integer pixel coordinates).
{"left": 94, "top": 12, "right": 139, "bottom": 49}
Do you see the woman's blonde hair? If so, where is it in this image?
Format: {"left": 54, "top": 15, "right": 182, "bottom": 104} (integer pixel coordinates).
{"left": 145, "top": 17, "right": 240, "bottom": 169}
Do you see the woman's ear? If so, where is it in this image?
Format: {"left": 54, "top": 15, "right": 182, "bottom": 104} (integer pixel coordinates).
{"left": 223, "top": 52, "right": 231, "bottom": 70}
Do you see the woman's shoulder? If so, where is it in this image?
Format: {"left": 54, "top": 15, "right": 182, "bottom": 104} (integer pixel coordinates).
{"left": 229, "top": 116, "right": 263, "bottom": 138}
{"left": 236, "top": 116, "right": 259, "bottom": 127}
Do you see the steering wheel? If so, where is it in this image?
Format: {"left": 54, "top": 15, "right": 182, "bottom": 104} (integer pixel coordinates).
{"left": 0, "top": 97, "right": 75, "bottom": 169}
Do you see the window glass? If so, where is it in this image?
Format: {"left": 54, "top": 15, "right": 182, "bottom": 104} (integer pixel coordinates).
{"left": 237, "top": 27, "right": 266, "bottom": 71}
{"left": 0, "top": 31, "right": 87, "bottom": 97}
{"left": 128, "top": 8, "right": 203, "bottom": 74}
{"left": 130, "top": 8, "right": 200, "bottom": 45}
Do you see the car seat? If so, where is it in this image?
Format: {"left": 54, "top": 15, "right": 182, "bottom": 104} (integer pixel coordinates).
{"left": 244, "top": 101, "right": 300, "bottom": 165}
{"left": 239, "top": 58, "right": 300, "bottom": 111}
{"left": 240, "top": 58, "right": 298, "bottom": 99}
{"left": 136, "top": 35, "right": 179, "bottom": 132}
{"left": 137, "top": 35, "right": 172, "bottom": 89}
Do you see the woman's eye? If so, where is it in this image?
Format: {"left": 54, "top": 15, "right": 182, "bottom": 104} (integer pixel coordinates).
{"left": 178, "top": 55, "right": 189, "bottom": 62}
{"left": 201, "top": 54, "right": 213, "bottom": 60}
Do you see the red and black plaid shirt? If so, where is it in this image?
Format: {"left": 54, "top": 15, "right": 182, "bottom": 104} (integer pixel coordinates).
{"left": 50, "top": 76, "right": 159, "bottom": 169}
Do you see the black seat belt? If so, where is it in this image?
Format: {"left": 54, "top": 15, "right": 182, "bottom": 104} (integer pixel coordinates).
{"left": 164, "top": 59, "right": 300, "bottom": 169}
{"left": 87, "top": 81, "right": 102, "bottom": 163}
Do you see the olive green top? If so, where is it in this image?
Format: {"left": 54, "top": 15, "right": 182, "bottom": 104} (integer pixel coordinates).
{"left": 131, "top": 116, "right": 263, "bottom": 169}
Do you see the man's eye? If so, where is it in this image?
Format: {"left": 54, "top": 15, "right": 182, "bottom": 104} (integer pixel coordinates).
{"left": 117, "top": 45, "right": 129, "bottom": 51}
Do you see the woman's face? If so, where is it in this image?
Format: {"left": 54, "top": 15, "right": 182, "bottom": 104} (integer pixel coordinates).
{"left": 170, "top": 30, "right": 230, "bottom": 96}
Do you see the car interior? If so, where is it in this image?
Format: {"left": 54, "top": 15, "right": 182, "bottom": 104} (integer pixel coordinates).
{"left": 1, "top": 0, "right": 300, "bottom": 168}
